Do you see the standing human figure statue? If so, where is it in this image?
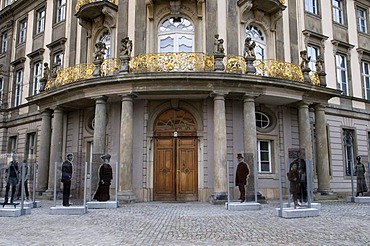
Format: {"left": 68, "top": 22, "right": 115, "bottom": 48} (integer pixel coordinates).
{"left": 120, "top": 37, "right": 132, "bottom": 56}
{"left": 94, "top": 42, "right": 106, "bottom": 61}
{"left": 93, "top": 154, "right": 113, "bottom": 201}
{"left": 243, "top": 37, "right": 256, "bottom": 59}
{"left": 61, "top": 153, "right": 73, "bottom": 206}
{"left": 287, "top": 161, "right": 300, "bottom": 208}
{"left": 17, "top": 159, "right": 29, "bottom": 201}
{"left": 214, "top": 34, "right": 220, "bottom": 53}
{"left": 355, "top": 156, "right": 368, "bottom": 197}
{"left": 235, "top": 153, "right": 250, "bottom": 203}
{"left": 300, "top": 50, "right": 311, "bottom": 70}
{"left": 4, "top": 153, "right": 19, "bottom": 204}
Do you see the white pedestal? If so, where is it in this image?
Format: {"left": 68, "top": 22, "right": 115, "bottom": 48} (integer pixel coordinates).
{"left": 0, "top": 207, "right": 31, "bottom": 217}
{"left": 87, "top": 201, "right": 118, "bottom": 209}
{"left": 346, "top": 196, "right": 370, "bottom": 203}
{"left": 21, "top": 201, "right": 42, "bottom": 208}
{"left": 283, "top": 202, "right": 321, "bottom": 210}
{"left": 50, "top": 205, "right": 87, "bottom": 215}
{"left": 225, "top": 201, "right": 261, "bottom": 211}
{"left": 275, "top": 207, "right": 320, "bottom": 218}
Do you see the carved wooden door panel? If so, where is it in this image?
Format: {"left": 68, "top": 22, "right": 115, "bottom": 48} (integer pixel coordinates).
{"left": 154, "top": 138, "right": 176, "bottom": 201}
{"left": 176, "top": 138, "right": 198, "bottom": 201}
{"left": 154, "top": 137, "right": 198, "bottom": 201}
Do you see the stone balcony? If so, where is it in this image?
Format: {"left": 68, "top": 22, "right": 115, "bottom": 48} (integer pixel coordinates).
{"left": 45, "top": 52, "right": 320, "bottom": 91}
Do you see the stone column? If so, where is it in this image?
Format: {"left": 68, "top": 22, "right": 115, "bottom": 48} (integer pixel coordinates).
{"left": 210, "top": 91, "right": 228, "bottom": 204}
{"left": 314, "top": 104, "right": 331, "bottom": 195}
{"left": 47, "top": 107, "right": 64, "bottom": 193}
{"left": 37, "top": 109, "right": 52, "bottom": 193}
{"left": 118, "top": 93, "right": 137, "bottom": 202}
{"left": 243, "top": 95, "right": 257, "bottom": 200}
{"left": 298, "top": 102, "right": 312, "bottom": 161}
{"left": 91, "top": 96, "right": 108, "bottom": 193}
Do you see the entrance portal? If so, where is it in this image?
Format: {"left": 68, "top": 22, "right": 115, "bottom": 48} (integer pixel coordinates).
{"left": 153, "top": 109, "right": 198, "bottom": 201}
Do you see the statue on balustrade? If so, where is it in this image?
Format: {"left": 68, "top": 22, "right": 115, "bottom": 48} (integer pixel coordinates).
{"left": 300, "top": 50, "right": 311, "bottom": 70}
{"left": 214, "top": 34, "right": 225, "bottom": 54}
{"left": 94, "top": 42, "right": 106, "bottom": 62}
{"left": 120, "top": 37, "right": 132, "bottom": 57}
{"left": 243, "top": 37, "right": 256, "bottom": 59}
{"left": 315, "top": 55, "right": 325, "bottom": 73}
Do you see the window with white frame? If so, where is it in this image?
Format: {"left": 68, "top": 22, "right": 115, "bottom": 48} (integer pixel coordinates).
{"left": 1, "top": 32, "right": 7, "bottom": 53}
{"left": 255, "top": 112, "right": 270, "bottom": 129}
{"left": 97, "top": 30, "right": 111, "bottom": 59}
{"left": 336, "top": 54, "right": 348, "bottom": 95}
{"left": 26, "top": 132, "right": 36, "bottom": 160}
{"left": 33, "top": 62, "right": 42, "bottom": 95}
{"left": 0, "top": 77, "right": 3, "bottom": 104}
{"left": 14, "top": 70, "right": 23, "bottom": 107}
{"left": 332, "top": 0, "right": 343, "bottom": 24}
{"left": 53, "top": 52, "right": 64, "bottom": 69}
{"left": 307, "top": 45, "right": 320, "bottom": 73}
{"left": 245, "top": 25, "right": 266, "bottom": 60}
{"left": 362, "top": 61, "right": 370, "bottom": 100}
{"left": 5, "top": 0, "right": 12, "bottom": 7}
{"left": 36, "top": 9, "right": 45, "bottom": 34}
{"left": 18, "top": 19, "right": 27, "bottom": 44}
{"left": 305, "top": 0, "right": 318, "bottom": 15}
{"left": 343, "top": 129, "right": 355, "bottom": 176}
{"left": 8, "top": 136, "right": 17, "bottom": 153}
{"left": 356, "top": 7, "right": 367, "bottom": 33}
{"left": 257, "top": 140, "right": 272, "bottom": 173}
{"left": 158, "top": 17, "right": 194, "bottom": 53}
{"left": 56, "top": 0, "right": 66, "bottom": 23}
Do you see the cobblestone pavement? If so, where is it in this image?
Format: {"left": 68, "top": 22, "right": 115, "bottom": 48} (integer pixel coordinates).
{"left": 0, "top": 200, "right": 369, "bottom": 246}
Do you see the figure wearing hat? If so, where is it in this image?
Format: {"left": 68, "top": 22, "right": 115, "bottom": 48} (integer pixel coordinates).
{"left": 235, "top": 153, "right": 250, "bottom": 203}
{"left": 93, "top": 154, "right": 113, "bottom": 201}
{"left": 61, "top": 153, "right": 73, "bottom": 206}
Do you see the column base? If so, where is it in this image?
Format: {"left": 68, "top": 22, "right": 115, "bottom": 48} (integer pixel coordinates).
{"left": 117, "top": 191, "right": 137, "bottom": 203}
{"left": 209, "top": 192, "right": 228, "bottom": 205}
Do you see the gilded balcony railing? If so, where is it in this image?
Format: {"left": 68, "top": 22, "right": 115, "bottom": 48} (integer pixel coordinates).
{"left": 44, "top": 54, "right": 321, "bottom": 90}
{"left": 76, "top": 0, "right": 115, "bottom": 12}
{"left": 130, "top": 52, "right": 214, "bottom": 73}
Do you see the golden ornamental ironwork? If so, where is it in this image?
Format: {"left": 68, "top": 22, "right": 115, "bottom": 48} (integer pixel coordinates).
{"left": 310, "top": 72, "right": 320, "bottom": 86}
{"left": 279, "top": 0, "right": 286, "bottom": 5}
{"left": 101, "top": 58, "right": 120, "bottom": 76}
{"left": 225, "top": 55, "right": 246, "bottom": 74}
{"left": 76, "top": 0, "right": 115, "bottom": 12}
{"left": 130, "top": 52, "right": 214, "bottom": 73}
{"left": 254, "top": 59, "right": 304, "bottom": 82}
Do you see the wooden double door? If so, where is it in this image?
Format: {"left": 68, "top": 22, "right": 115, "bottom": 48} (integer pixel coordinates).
{"left": 154, "top": 137, "right": 198, "bottom": 201}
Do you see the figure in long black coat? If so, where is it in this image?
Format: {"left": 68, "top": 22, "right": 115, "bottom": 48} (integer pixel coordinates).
{"left": 61, "top": 153, "right": 73, "bottom": 206}
{"left": 235, "top": 153, "right": 250, "bottom": 203}
{"left": 93, "top": 154, "right": 113, "bottom": 201}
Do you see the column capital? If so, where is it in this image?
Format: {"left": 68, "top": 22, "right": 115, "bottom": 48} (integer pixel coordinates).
{"left": 52, "top": 106, "right": 64, "bottom": 113}
{"left": 119, "top": 93, "right": 137, "bottom": 101}
{"left": 313, "top": 103, "right": 328, "bottom": 111}
{"left": 210, "top": 90, "right": 228, "bottom": 98}
{"left": 92, "top": 95, "right": 108, "bottom": 103}
{"left": 243, "top": 92, "right": 260, "bottom": 100}
{"left": 298, "top": 101, "right": 310, "bottom": 108}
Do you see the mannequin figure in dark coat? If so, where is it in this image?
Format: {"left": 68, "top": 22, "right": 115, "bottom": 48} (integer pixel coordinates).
{"left": 287, "top": 161, "right": 300, "bottom": 209}
{"left": 61, "top": 153, "right": 73, "bottom": 206}
{"left": 93, "top": 154, "right": 113, "bottom": 201}
{"left": 235, "top": 153, "right": 250, "bottom": 203}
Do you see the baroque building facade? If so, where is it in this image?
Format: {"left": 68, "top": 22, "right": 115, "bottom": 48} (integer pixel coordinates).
{"left": 0, "top": 0, "right": 369, "bottom": 202}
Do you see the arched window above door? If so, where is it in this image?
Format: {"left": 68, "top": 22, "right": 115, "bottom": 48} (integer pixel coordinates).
{"left": 158, "top": 17, "right": 194, "bottom": 53}
{"left": 154, "top": 109, "right": 197, "bottom": 133}
{"left": 245, "top": 25, "right": 266, "bottom": 60}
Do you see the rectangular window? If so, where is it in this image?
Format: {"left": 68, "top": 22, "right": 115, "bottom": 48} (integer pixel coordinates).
{"left": 53, "top": 52, "right": 64, "bottom": 69}
{"left": 257, "top": 140, "right": 272, "bottom": 173}
{"left": 36, "top": 9, "right": 45, "bottom": 34}
{"left": 56, "top": 0, "right": 66, "bottom": 23}
{"left": 357, "top": 8, "right": 367, "bottom": 33}
{"left": 26, "top": 132, "right": 36, "bottom": 160}
{"left": 0, "top": 77, "right": 3, "bottom": 105}
{"left": 362, "top": 61, "right": 370, "bottom": 100}
{"left": 1, "top": 32, "right": 7, "bottom": 53}
{"left": 343, "top": 129, "right": 355, "bottom": 176}
{"left": 14, "top": 70, "right": 23, "bottom": 107}
{"left": 305, "top": 0, "right": 318, "bottom": 15}
{"left": 8, "top": 136, "right": 17, "bottom": 153}
{"left": 332, "top": 0, "right": 343, "bottom": 24}
{"left": 33, "top": 62, "right": 42, "bottom": 95}
{"left": 336, "top": 54, "right": 348, "bottom": 96}
{"left": 18, "top": 19, "right": 27, "bottom": 44}
{"left": 307, "top": 45, "right": 319, "bottom": 73}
